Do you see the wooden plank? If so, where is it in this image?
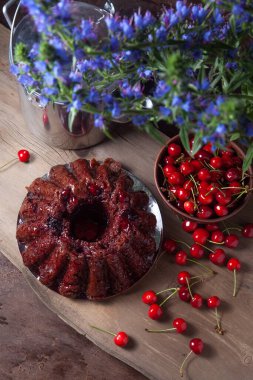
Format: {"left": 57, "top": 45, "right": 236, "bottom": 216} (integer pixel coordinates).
{"left": 0, "top": 24, "right": 253, "bottom": 380}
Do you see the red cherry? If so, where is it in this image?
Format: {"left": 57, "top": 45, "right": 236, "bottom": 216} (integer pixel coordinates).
{"left": 207, "top": 296, "right": 221, "bottom": 308}
{"left": 224, "top": 234, "right": 239, "bottom": 248}
{"left": 184, "top": 200, "right": 195, "bottom": 214}
{"left": 198, "top": 181, "right": 211, "bottom": 193}
{"left": 182, "top": 220, "right": 198, "bottom": 232}
{"left": 198, "top": 168, "right": 211, "bottom": 182}
{"left": 206, "top": 183, "right": 219, "bottom": 195}
{"left": 18, "top": 149, "right": 30, "bottom": 163}
{"left": 189, "top": 338, "right": 204, "bottom": 354}
{"left": 215, "top": 189, "right": 232, "bottom": 205}
{"left": 148, "top": 304, "right": 163, "bottom": 320}
{"left": 206, "top": 223, "right": 219, "bottom": 231}
{"left": 183, "top": 179, "right": 194, "bottom": 191}
{"left": 164, "top": 239, "right": 177, "bottom": 253}
{"left": 177, "top": 271, "right": 191, "bottom": 285}
{"left": 164, "top": 164, "right": 177, "bottom": 176}
{"left": 227, "top": 258, "right": 241, "bottom": 271}
{"left": 197, "top": 205, "right": 213, "bottom": 219}
{"left": 173, "top": 318, "right": 187, "bottom": 333}
{"left": 210, "top": 156, "right": 222, "bottom": 169}
{"left": 164, "top": 155, "right": 175, "bottom": 165}
{"left": 241, "top": 223, "right": 253, "bottom": 238}
{"left": 221, "top": 149, "right": 234, "bottom": 158}
{"left": 214, "top": 204, "right": 229, "bottom": 217}
{"left": 175, "top": 250, "right": 188, "bottom": 265}
{"left": 168, "top": 143, "right": 182, "bottom": 157}
{"left": 211, "top": 230, "right": 224, "bottom": 243}
{"left": 142, "top": 290, "right": 157, "bottom": 305}
{"left": 170, "top": 186, "right": 179, "bottom": 195}
{"left": 176, "top": 200, "right": 185, "bottom": 211}
{"left": 198, "top": 192, "right": 213, "bottom": 205}
{"left": 210, "top": 170, "right": 223, "bottom": 182}
{"left": 180, "top": 161, "right": 194, "bottom": 176}
{"left": 167, "top": 172, "right": 184, "bottom": 186}
{"left": 190, "top": 294, "right": 203, "bottom": 309}
{"left": 193, "top": 228, "right": 209, "bottom": 244}
{"left": 191, "top": 160, "right": 203, "bottom": 171}
{"left": 233, "top": 156, "right": 243, "bottom": 166}
{"left": 114, "top": 332, "right": 129, "bottom": 347}
{"left": 176, "top": 188, "right": 190, "bottom": 201}
{"left": 225, "top": 167, "right": 241, "bottom": 182}
{"left": 195, "top": 149, "right": 212, "bottom": 161}
{"left": 190, "top": 244, "right": 205, "bottom": 259}
{"left": 229, "top": 181, "right": 242, "bottom": 194}
{"left": 222, "top": 156, "right": 234, "bottom": 168}
{"left": 43, "top": 111, "right": 49, "bottom": 125}
{"left": 178, "top": 286, "right": 191, "bottom": 302}
{"left": 203, "top": 143, "right": 213, "bottom": 153}
{"left": 209, "top": 248, "right": 226, "bottom": 266}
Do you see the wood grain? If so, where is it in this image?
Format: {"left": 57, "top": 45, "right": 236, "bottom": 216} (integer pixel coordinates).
{"left": 1, "top": 24, "right": 253, "bottom": 380}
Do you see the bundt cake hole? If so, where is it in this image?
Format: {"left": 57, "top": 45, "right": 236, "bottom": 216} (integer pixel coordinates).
{"left": 70, "top": 202, "right": 108, "bottom": 242}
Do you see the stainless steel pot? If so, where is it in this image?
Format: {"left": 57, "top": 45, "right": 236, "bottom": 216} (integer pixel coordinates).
{"left": 3, "top": 0, "right": 115, "bottom": 150}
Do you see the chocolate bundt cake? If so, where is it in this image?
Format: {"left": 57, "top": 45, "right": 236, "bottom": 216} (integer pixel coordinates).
{"left": 16, "top": 158, "right": 157, "bottom": 300}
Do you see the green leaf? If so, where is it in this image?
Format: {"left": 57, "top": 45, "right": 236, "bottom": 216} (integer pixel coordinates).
{"left": 144, "top": 123, "right": 164, "bottom": 143}
{"left": 68, "top": 108, "right": 78, "bottom": 132}
{"left": 242, "top": 143, "right": 253, "bottom": 173}
{"left": 230, "top": 132, "right": 240, "bottom": 141}
{"left": 191, "top": 131, "right": 203, "bottom": 156}
{"left": 103, "top": 126, "right": 114, "bottom": 140}
{"left": 179, "top": 124, "right": 190, "bottom": 154}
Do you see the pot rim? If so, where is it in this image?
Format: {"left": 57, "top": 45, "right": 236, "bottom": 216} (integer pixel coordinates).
{"left": 154, "top": 134, "right": 253, "bottom": 224}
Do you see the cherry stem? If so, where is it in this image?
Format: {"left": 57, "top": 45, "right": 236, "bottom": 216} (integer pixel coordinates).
{"left": 159, "top": 288, "right": 178, "bottom": 307}
{"left": 233, "top": 269, "right": 237, "bottom": 297}
{"left": 214, "top": 307, "right": 223, "bottom": 335}
{"left": 180, "top": 350, "right": 193, "bottom": 377}
{"left": 187, "top": 258, "right": 216, "bottom": 274}
{"left": 89, "top": 325, "right": 116, "bottom": 337}
{"left": 156, "top": 287, "right": 178, "bottom": 295}
{"left": 0, "top": 157, "right": 17, "bottom": 170}
{"left": 173, "top": 239, "right": 191, "bottom": 249}
{"left": 207, "top": 239, "right": 224, "bottom": 245}
{"left": 186, "top": 277, "right": 193, "bottom": 300}
{"left": 145, "top": 327, "right": 176, "bottom": 333}
{"left": 222, "top": 227, "right": 242, "bottom": 233}
{"left": 189, "top": 174, "right": 199, "bottom": 194}
{"left": 194, "top": 242, "right": 213, "bottom": 253}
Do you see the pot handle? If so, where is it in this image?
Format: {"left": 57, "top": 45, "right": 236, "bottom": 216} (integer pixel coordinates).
{"left": 3, "top": 0, "right": 17, "bottom": 29}
{"left": 103, "top": 1, "right": 115, "bottom": 15}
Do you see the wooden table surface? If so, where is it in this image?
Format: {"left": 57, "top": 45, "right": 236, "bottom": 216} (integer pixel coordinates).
{"left": 1, "top": 20, "right": 253, "bottom": 380}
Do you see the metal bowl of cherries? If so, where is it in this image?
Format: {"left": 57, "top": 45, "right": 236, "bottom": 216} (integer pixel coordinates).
{"left": 154, "top": 135, "right": 253, "bottom": 223}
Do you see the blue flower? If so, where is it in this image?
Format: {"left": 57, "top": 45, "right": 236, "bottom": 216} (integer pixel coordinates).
{"left": 213, "top": 9, "right": 224, "bottom": 25}
{"left": 42, "top": 87, "right": 58, "bottom": 96}
{"left": 86, "top": 88, "right": 100, "bottom": 104}
{"left": 72, "top": 98, "right": 82, "bottom": 110}
{"left": 34, "top": 61, "right": 47, "bottom": 73}
{"left": 110, "top": 37, "right": 120, "bottom": 51}
{"left": 132, "top": 115, "right": 149, "bottom": 127}
{"left": 43, "top": 72, "right": 55, "bottom": 86}
{"left": 39, "top": 96, "right": 49, "bottom": 107}
{"left": 120, "top": 19, "right": 134, "bottom": 39}
{"left": 159, "top": 106, "right": 171, "bottom": 117}
{"left": 155, "top": 26, "right": 167, "bottom": 42}
{"left": 19, "top": 74, "right": 35, "bottom": 87}
{"left": 197, "top": 78, "right": 210, "bottom": 91}
{"left": 203, "top": 30, "right": 212, "bottom": 42}
{"left": 52, "top": 0, "right": 71, "bottom": 20}
{"left": 172, "top": 96, "right": 182, "bottom": 107}
{"left": 105, "top": 17, "right": 120, "bottom": 33}
{"left": 94, "top": 114, "right": 104, "bottom": 128}
{"left": 29, "top": 43, "right": 39, "bottom": 59}
{"left": 10, "top": 64, "right": 19, "bottom": 76}
{"left": 111, "top": 102, "right": 121, "bottom": 118}
{"left": 216, "top": 124, "right": 226, "bottom": 134}
{"left": 69, "top": 72, "right": 82, "bottom": 83}
{"left": 154, "top": 81, "right": 171, "bottom": 98}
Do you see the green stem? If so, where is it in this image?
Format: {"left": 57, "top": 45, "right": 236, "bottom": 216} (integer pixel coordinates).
{"left": 180, "top": 351, "right": 192, "bottom": 377}
{"left": 156, "top": 287, "right": 178, "bottom": 295}
{"left": 194, "top": 242, "right": 214, "bottom": 253}
{"left": 186, "top": 277, "right": 193, "bottom": 300}
{"left": 159, "top": 289, "right": 178, "bottom": 307}
{"left": 222, "top": 227, "right": 242, "bottom": 233}
{"left": 89, "top": 325, "right": 116, "bottom": 337}
{"left": 233, "top": 269, "right": 237, "bottom": 297}
{"left": 187, "top": 258, "right": 216, "bottom": 274}
{"left": 173, "top": 239, "right": 191, "bottom": 249}
{"left": 207, "top": 239, "right": 224, "bottom": 245}
{"left": 145, "top": 327, "right": 176, "bottom": 333}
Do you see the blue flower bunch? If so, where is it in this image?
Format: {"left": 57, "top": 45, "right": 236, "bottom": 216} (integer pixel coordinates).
{"left": 11, "top": 0, "right": 253, "bottom": 170}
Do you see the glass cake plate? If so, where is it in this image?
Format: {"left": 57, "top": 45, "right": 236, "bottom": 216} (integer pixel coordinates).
{"left": 17, "top": 164, "right": 163, "bottom": 299}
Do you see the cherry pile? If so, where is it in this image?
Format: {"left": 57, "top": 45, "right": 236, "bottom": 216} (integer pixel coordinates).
{"left": 141, "top": 219, "right": 253, "bottom": 376}
{"left": 160, "top": 141, "right": 251, "bottom": 219}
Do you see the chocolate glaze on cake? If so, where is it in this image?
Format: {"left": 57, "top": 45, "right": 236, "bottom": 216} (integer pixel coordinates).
{"left": 16, "top": 158, "right": 157, "bottom": 300}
